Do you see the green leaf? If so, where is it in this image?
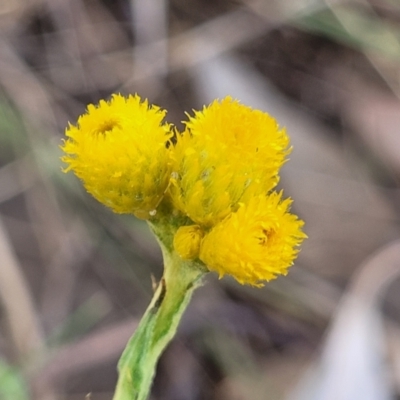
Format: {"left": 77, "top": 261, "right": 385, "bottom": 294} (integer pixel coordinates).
{"left": 0, "top": 359, "right": 29, "bottom": 400}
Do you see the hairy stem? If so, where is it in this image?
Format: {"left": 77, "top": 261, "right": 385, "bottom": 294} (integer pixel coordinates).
{"left": 112, "top": 248, "right": 205, "bottom": 400}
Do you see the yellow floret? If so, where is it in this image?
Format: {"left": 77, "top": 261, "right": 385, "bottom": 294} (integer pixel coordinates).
{"left": 199, "top": 192, "right": 306, "bottom": 286}
{"left": 173, "top": 225, "right": 204, "bottom": 260}
{"left": 61, "top": 94, "right": 172, "bottom": 219}
{"left": 169, "top": 97, "right": 290, "bottom": 227}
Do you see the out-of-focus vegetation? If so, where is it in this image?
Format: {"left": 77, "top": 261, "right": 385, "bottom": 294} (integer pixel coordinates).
{"left": 1, "top": 1, "right": 400, "bottom": 399}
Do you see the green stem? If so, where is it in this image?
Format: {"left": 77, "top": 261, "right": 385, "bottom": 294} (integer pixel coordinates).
{"left": 112, "top": 248, "right": 205, "bottom": 400}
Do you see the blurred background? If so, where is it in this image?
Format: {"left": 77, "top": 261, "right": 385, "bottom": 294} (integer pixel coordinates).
{"left": 1, "top": 0, "right": 400, "bottom": 399}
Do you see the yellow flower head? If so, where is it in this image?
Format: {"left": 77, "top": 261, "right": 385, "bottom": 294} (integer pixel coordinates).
{"left": 169, "top": 97, "right": 290, "bottom": 227}
{"left": 199, "top": 192, "right": 306, "bottom": 287}
{"left": 173, "top": 225, "right": 204, "bottom": 260}
{"left": 61, "top": 94, "right": 172, "bottom": 219}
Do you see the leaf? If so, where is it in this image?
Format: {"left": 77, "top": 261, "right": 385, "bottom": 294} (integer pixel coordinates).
{"left": 0, "top": 359, "right": 29, "bottom": 400}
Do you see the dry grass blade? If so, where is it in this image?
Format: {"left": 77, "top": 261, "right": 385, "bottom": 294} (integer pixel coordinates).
{"left": 290, "top": 241, "right": 400, "bottom": 400}
{"left": 0, "top": 217, "right": 43, "bottom": 358}
{"left": 35, "top": 317, "right": 138, "bottom": 390}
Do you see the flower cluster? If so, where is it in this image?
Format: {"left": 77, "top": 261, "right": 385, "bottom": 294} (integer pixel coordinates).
{"left": 61, "top": 94, "right": 306, "bottom": 286}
